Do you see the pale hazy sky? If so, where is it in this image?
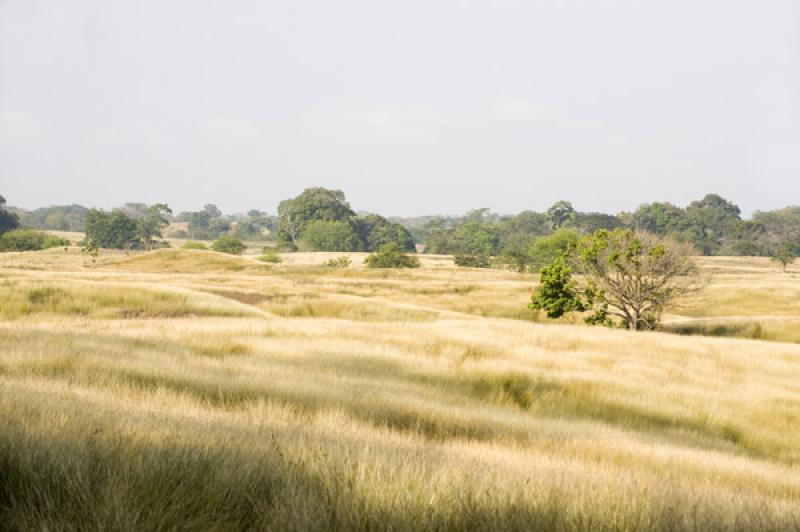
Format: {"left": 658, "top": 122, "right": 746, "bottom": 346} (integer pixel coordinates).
{"left": 1, "top": 0, "right": 798, "bottom": 216}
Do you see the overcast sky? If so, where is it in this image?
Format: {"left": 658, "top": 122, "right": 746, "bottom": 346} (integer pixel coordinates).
{"left": 1, "top": 0, "right": 798, "bottom": 217}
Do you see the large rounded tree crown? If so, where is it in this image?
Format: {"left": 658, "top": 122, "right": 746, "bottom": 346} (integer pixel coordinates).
{"left": 276, "top": 188, "right": 356, "bottom": 247}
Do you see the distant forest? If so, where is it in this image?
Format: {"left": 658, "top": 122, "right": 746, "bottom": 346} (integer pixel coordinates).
{"left": 3, "top": 190, "right": 799, "bottom": 263}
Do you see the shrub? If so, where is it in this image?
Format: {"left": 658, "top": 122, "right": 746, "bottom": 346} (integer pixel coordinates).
{"left": 324, "top": 256, "right": 352, "bottom": 268}
{"left": 0, "top": 230, "right": 70, "bottom": 252}
{"left": 453, "top": 255, "right": 492, "bottom": 268}
{"left": 182, "top": 240, "right": 208, "bottom": 250}
{"left": 211, "top": 236, "right": 246, "bottom": 255}
{"left": 364, "top": 242, "right": 420, "bottom": 268}
{"left": 256, "top": 248, "right": 282, "bottom": 263}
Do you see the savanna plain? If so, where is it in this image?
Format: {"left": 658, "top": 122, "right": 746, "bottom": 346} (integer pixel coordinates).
{"left": 1, "top": 242, "right": 800, "bottom": 531}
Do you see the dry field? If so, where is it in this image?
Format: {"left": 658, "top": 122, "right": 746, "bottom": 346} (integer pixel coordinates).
{"left": 1, "top": 246, "right": 799, "bottom": 531}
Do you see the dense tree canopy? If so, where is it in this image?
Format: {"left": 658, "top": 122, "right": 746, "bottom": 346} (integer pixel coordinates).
{"left": 299, "top": 220, "right": 362, "bottom": 252}
{"left": 277, "top": 188, "right": 355, "bottom": 248}
{"left": 14, "top": 204, "right": 87, "bottom": 232}
{"left": 351, "top": 213, "right": 415, "bottom": 252}
{"left": 84, "top": 209, "right": 139, "bottom": 249}
{"left": 276, "top": 188, "right": 413, "bottom": 253}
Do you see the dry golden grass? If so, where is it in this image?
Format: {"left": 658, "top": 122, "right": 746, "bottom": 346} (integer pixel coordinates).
{"left": 1, "top": 249, "right": 799, "bottom": 530}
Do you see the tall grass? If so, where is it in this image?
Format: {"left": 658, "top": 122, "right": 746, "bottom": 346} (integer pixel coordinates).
{"left": 0, "top": 250, "right": 799, "bottom": 530}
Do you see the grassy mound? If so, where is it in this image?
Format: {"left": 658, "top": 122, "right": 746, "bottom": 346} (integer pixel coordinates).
{"left": 103, "top": 249, "right": 265, "bottom": 273}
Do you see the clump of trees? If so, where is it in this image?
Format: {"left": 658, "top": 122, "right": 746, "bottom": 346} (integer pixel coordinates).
{"left": 10, "top": 204, "right": 87, "bottom": 232}
{"left": 84, "top": 209, "right": 140, "bottom": 249}
{"left": 211, "top": 236, "right": 246, "bottom": 255}
{"left": 0, "top": 230, "right": 70, "bottom": 252}
{"left": 84, "top": 204, "right": 172, "bottom": 250}
{"left": 277, "top": 188, "right": 414, "bottom": 252}
{"left": 402, "top": 194, "right": 800, "bottom": 267}
{"left": 530, "top": 229, "right": 702, "bottom": 330}
{"left": 364, "top": 243, "right": 420, "bottom": 268}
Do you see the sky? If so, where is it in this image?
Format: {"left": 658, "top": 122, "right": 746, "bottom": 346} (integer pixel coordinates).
{"left": 1, "top": 0, "right": 798, "bottom": 217}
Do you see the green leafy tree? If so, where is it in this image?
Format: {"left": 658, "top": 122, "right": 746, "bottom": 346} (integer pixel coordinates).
{"left": 630, "top": 202, "right": 688, "bottom": 235}
{"left": 84, "top": 209, "right": 139, "bottom": 249}
{"left": 771, "top": 244, "right": 797, "bottom": 272}
{"left": 351, "top": 213, "right": 415, "bottom": 251}
{"left": 0, "top": 195, "right": 20, "bottom": 236}
{"left": 531, "top": 229, "right": 701, "bottom": 330}
{"left": 752, "top": 207, "right": 800, "bottom": 255}
{"left": 277, "top": 188, "right": 355, "bottom": 248}
{"left": 137, "top": 204, "right": 172, "bottom": 250}
{"left": 529, "top": 254, "right": 585, "bottom": 318}
{"left": 211, "top": 235, "right": 246, "bottom": 255}
{"left": 546, "top": 200, "right": 576, "bottom": 229}
{"left": 574, "top": 212, "right": 624, "bottom": 234}
{"left": 455, "top": 221, "right": 499, "bottom": 256}
{"left": 298, "top": 220, "right": 362, "bottom": 252}
{"left": 685, "top": 194, "right": 742, "bottom": 255}
{"left": 364, "top": 242, "right": 420, "bottom": 268}
{"left": 528, "top": 229, "right": 581, "bottom": 271}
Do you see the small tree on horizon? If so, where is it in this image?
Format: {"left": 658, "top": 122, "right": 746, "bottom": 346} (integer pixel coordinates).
{"left": 771, "top": 244, "right": 797, "bottom": 272}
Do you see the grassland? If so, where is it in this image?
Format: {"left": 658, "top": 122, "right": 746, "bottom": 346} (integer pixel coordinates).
{"left": 0, "top": 246, "right": 799, "bottom": 531}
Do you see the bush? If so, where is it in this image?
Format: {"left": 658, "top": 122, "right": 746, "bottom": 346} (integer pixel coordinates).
{"left": 211, "top": 236, "right": 246, "bottom": 255}
{"left": 453, "top": 255, "right": 492, "bottom": 268}
{"left": 0, "top": 230, "right": 70, "bottom": 252}
{"left": 364, "top": 243, "right": 420, "bottom": 268}
{"left": 256, "top": 248, "right": 282, "bottom": 263}
{"left": 324, "top": 256, "right": 352, "bottom": 268}
{"left": 181, "top": 240, "right": 208, "bottom": 250}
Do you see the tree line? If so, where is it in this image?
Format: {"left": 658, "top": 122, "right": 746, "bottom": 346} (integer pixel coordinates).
{"left": 2, "top": 190, "right": 799, "bottom": 261}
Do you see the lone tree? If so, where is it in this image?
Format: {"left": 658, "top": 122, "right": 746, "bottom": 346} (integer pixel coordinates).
{"left": 531, "top": 229, "right": 702, "bottom": 330}
{"left": 771, "top": 244, "right": 797, "bottom": 272}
